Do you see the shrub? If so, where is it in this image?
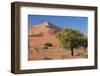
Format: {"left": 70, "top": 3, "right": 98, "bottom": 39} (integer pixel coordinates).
{"left": 43, "top": 57, "right": 52, "bottom": 60}
{"left": 44, "top": 42, "right": 53, "bottom": 47}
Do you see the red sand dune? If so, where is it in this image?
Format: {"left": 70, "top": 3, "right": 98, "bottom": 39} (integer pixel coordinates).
{"left": 28, "top": 22, "right": 62, "bottom": 48}
{"left": 28, "top": 22, "right": 88, "bottom": 60}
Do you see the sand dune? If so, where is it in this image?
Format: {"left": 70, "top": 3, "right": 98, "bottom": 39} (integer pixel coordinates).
{"left": 28, "top": 22, "right": 88, "bottom": 60}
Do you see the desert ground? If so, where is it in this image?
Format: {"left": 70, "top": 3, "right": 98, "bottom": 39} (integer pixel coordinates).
{"left": 28, "top": 47, "right": 88, "bottom": 60}
{"left": 28, "top": 22, "right": 88, "bottom": 60}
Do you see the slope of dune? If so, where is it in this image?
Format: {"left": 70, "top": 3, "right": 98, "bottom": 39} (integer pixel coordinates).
{"left": 28, "top": 22, "right": 61, "bottom": 36}
{"left": 28, "top": 22, "right": 62, "bottom": 48}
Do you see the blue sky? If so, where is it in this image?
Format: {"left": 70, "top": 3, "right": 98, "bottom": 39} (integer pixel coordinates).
{"left": 28, "top": 15, "right": 88, "bottom": 34}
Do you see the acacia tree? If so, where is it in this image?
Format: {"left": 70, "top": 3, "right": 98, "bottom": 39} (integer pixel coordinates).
{"left": 56, "top": 27, "right": 83, "bottom": 56}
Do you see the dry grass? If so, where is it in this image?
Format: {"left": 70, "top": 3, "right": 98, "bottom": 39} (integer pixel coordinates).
{"left": 28, "top": 47, "right": 88, "bottom": 60}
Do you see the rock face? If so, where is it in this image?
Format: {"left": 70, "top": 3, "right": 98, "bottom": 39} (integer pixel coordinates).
{"left": 28, "top": 22, "right": 62, "bottom": 51}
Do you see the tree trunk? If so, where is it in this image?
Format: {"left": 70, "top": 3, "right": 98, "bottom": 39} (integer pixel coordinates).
{"left": 71, "top": 48, "right": 74, "bottom": 56}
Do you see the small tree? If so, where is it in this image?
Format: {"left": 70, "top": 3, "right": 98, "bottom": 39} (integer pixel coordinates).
{"left": 56, "top": 27, "right": 83, "bottom": 56}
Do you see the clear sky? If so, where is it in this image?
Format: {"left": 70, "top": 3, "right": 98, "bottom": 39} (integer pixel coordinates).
{"left": 28, "top": 15, "right": 88, "bottom": 34}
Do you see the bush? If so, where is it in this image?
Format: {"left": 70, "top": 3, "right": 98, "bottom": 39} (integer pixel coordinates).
{"left": 43, "top": 57, "right": 52, "bottom": 60}
{"left": 42, "top": 46, "right": 48, "bottom": 49}
{"left": 44, "top": 42, "right": 53, "bottom": 47}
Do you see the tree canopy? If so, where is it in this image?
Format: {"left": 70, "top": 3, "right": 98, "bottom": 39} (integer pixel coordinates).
{"left": 56, "top": 27, "right": 87, "bottom": 56}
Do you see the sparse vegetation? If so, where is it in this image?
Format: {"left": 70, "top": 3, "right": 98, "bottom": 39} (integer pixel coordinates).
{"left": 42, "top": 57, "right": 52, "bottom": 60}
{"left": 44, "top": 42, "right": 53, "bottom": 47}
{"left": 28, "top": 22, "right": 88, "bottom": 60}
{"left": 42, "top": 46, "right": 48, "bottom": 49}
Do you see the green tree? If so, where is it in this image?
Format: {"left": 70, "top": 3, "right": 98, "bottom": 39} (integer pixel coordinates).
{"left": 56, "top": 27, "right": 83, "bottom": 56}
{"left": 79, "top": 35, "right": 88, "bottom": 50}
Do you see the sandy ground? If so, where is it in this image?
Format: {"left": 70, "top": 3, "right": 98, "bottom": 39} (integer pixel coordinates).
{"left": 28, "top": 47, "right": 88, "bottom": 60}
